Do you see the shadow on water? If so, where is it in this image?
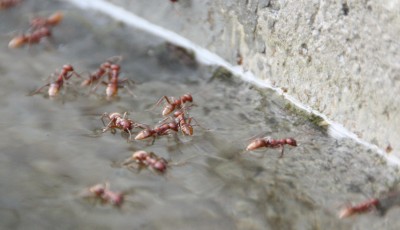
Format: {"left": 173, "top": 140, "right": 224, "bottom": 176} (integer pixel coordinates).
{"left": 0, "top": 1, "right": 400, "bottom": 229}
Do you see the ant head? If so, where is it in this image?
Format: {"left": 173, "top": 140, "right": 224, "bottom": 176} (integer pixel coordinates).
{"left": 286, "top": 138, "right": 297, "bottom": 146}
{"left": 183, "top": 94, "right": 193, "bottom": 102}
{"left": 62, "top": 64, "right": 74, "bottom": 72}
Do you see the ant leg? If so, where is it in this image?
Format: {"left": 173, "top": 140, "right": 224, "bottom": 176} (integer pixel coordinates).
{"left": 28, "top": 83, "right": 50, "bottom": 96}
{"left": 279, "top": 145, "right": 285, "bottom": 158}
{"left": 127, "top": 129, "right": 132, "bottom": 142}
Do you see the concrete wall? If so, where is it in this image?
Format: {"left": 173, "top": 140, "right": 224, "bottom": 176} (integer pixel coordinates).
{"left": 107, "top": 0, "right": 400, "bottom": 158}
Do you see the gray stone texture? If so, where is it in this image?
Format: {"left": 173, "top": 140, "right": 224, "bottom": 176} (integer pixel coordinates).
{"left": 108, "top": 0, "right": 400, "bottom": 158}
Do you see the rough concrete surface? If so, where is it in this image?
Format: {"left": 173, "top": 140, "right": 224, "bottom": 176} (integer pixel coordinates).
{"left": 105, "top": 0, "right": 400, "bottom": 159}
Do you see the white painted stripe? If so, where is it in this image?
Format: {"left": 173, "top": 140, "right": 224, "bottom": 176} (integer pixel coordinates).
{"left": 67, "top": 0, "right": 400, "bottom": 165}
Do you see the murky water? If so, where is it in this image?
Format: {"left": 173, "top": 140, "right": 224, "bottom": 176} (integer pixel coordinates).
{"left": 1, "top": 1, "right": 400, "bottom": 229}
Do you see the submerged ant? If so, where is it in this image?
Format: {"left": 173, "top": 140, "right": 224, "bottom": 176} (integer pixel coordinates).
{"left": 246, "top": 137, "right": 297, "bottom": 158}
{"left": 29, "top": 64, "right": 81, "bottom": 97}
{"left": 101, "top": 112, "right": 145, "bottom": 141}
{"left": 154, "top": 93, "right": 193, "bottom": 116}
{"left": 85, "top": 183, "right": 124, "bottom": 207}
{"left": 123, "top": 150, "right": 168, "bottom": 174}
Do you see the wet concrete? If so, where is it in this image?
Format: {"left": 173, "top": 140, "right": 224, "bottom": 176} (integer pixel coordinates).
{"left": 0, "top": 1, "right": 400, "bottom": 229}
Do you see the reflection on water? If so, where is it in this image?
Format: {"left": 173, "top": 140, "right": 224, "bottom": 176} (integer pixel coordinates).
{"left": 0, "top": 1, "right": 399, "bottom": 229}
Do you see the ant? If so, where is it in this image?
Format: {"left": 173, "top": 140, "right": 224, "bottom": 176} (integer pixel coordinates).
{"left": 134, "top": 120, "right": 179, "bottom": 144}
{"left": 29, "top": 11, "right": 63, "bottom": 31}
{"left": 8, "top": 27, "right": 51, "bottom": 48}
{"left": 101, "top": 112, "right": 146, "bottom": 141}
{"left": 173, "top": 109, "right": 194, "bottom": 136}
{"left": 86, "top": 183, "right": 124, "bottom": 207}
{"left": 81, "top": 56, "right": 122, "bottom": 87}
{"left": 29, "top": 64, "right": 81, "bottom": 97}
{"left": 0, "top": 0, "right": 20, "bottom": 9}
{"left": 92, "top": 64, "right": 134, "bottom": 98}
{"left": 123, "top": 150, "right": 168, "bottom": 174}
{"left": 246, "top": 137, "right": 297, "bottom": 158}
{"left": 154, "top": 93, "right": 193, "bottom": 116}
{"left": 338, "top": 198, "right": 380, "bottom": 218}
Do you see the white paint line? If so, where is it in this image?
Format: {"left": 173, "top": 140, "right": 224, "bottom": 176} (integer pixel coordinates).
{"left": 67, "top": 0, "right": 400, "bottom": 165}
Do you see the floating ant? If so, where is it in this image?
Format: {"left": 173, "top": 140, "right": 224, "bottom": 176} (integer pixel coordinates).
{"left": 29, "top": 64, "right": 81, "bottom": 97}
{"left": 338, "top": 198, "right": 380, "bottom": 218}
{"left": 91, "top": 64, "right": 134, "bottom": 98}
{"left": 0, "top": 0, "right": 20, "bottom": 9}
{"left": 8, "top": 27, "right": 51, "bottom": 48}
{"left": 134, "top": 120, "right": 179, "bottom": 144}
{"left": 29, "top": 11, "right": 63, "bottom": 31}
{"left": 85, "top": 183, "right": 124, "bottom": 207}
{"left": 154, "top": 93, "right": 193, "bottom": 116}
{"left": 101, "top": 112, "right": 146, "bottom": 141}
{"left": 123, "top": 150, "right": 168, "bottom": 174}
{"left": 246, "top": 137, "right": 297, "bottom": 158}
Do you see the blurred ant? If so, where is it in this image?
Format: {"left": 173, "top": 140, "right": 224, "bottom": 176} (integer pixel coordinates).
{"left": 92, "top": 64, "right": 134, "bottom": 98}
{"left": 123, "top": 150, "right": 168, "bottom": 174}
{"left": 339, "top": 198, "right": 380, "bottom": 218}
{"left": 29, "top": 64, "right": 81, "bottom": 97}
{"left": 0, "top": 0, "right": 20, "bottom": 9}
{"left": 8, "top": 27, "right": 51, "bottom": 48}
{"left": 29, "top": 11, "right": 63, "bottom": 30}
{"left": 101, "top": 112, "right": 146, "bottom": 141}
{"left": 135, "top": 120, "right": 179, "bottom": 144}
{"left": 246, "top": 137, "right": 297, "bottom": 158}
{"left": 154, "top": 93, "right": 193, "bottom": 116}
{"left": 85, "top": 183, "right": 124, "bottom": 207}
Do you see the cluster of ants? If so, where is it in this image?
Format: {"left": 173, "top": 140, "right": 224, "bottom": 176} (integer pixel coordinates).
{"left": 5, "top": 1, "right": 381, "bottom": 220}
{"left": 28, "top": 56, "right": 132, "bottom": 98}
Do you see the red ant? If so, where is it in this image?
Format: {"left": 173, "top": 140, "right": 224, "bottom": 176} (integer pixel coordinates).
{"left": 8, "top": 27, "right": 51, "bottom": 48}
{"left": 155, "top": 93, "right": 193, "bottom": 116}
{"left": 134, "top": 120, "right": 179, "bottom": 143}
{"left": 246, "top": 137, "right": 297, "bottom": 158}
{"left": 101, "top": 112, "right": 146, "bottom": 141}
{"left": 123, "top": 150, "right": 168, "bottom": 174}
{"left": 86, "top": 183, "right": 124, "bottom": 207}
{"left": 173, "top": 109, "right": 194, "bottom": 136}
{"left": 92, "top": 64, "right": 133, "bottom": 98}
{"left": 29, "top": 64, "right": 81, "bottom": 97}
{"left": 0, "top": 0, "right": 20, "bottom": 9}
{"left": 338, "top": 198, "right": 380, "bottom": 218}
{"left": 29, "top": 11, "right": 63, "bottom": 30}
{"left": 81, "top": 56, "right": 122, "bottom": 87}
